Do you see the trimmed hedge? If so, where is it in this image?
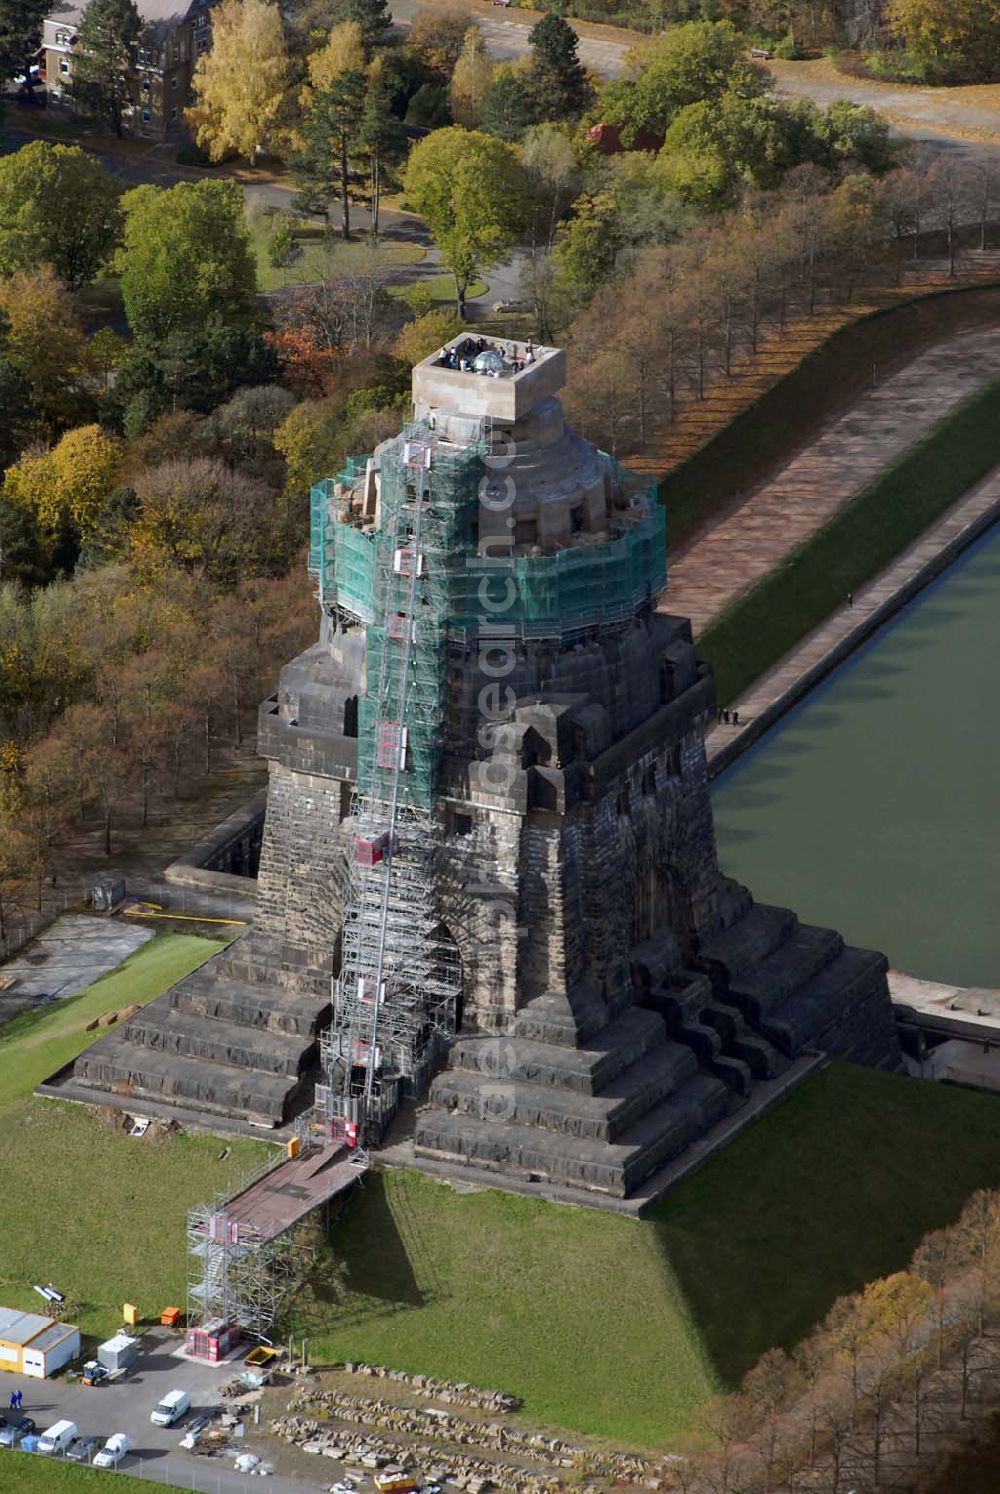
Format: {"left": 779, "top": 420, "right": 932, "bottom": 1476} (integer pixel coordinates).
{"left": 698, "top": 377, "right": 1000, "bottom": 706}
{"left": 660, "top": 282, "right": 1000, "bottom": 550}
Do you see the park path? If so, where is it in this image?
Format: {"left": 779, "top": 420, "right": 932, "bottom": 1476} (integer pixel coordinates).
{"left": 661, "top": 325, "right": 1000, "bottom": 635}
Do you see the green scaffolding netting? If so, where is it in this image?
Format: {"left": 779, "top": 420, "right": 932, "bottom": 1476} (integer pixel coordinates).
{"left": 309, "top": 431, "right": 666, "bottom": 807}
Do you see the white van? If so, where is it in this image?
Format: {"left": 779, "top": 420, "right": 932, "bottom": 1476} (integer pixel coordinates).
{"left": 93, "top": 1431, "right": 130, "bottom": 1467}
{"left": 37, "top": 1419, "right": 78, "bottom": 1456}
{"left": 150, "top": 1388, "right": 190, "bottom": 1426}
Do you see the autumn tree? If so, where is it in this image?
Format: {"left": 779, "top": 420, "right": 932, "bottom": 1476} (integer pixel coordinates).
{"left": 129, "top": 456, "right": 283, "bottom": 582}
{"left": 886, "top": 0, "right": 1000, "bottom": 82}
{"left": 448, "top": 27, "right": 494, "bottom": 127}
{"left": 0, "top": 825, "right": 36, "bottom": 943}
{"left": 71, "top": 0, "right": 142, "bottom": 136}
{"left": 394, "top": 308, "right": 464, "bottom": 365}
{"left": 404, "top": 127, "right": 528, "bottom": 316}
{"left": 0, "top": 266, "right": 91, "bottom": 430}
{"left": 187, "top": 0, "right": 290, "bottom": 164}
{"left": 406, "top": 4, "right": 473, "bottom": 78}
{"left": 0, "top": 141, "right": 122, "bottom": 286}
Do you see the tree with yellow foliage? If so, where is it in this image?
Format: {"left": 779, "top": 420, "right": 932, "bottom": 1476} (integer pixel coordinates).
{"left": 449, "top": 27, "right": 494, "bottom": 128}
{"left": 187, "top": 0, "right": 290, "bottom": 165}
{"left": 886, "top": 0, "right": 1000, "bottom": 81}
{"left": 0, "top": 265, "right": 91, "bottom": 430}
{"left": 4, "top": 425, "right": 121, "bottom": 537}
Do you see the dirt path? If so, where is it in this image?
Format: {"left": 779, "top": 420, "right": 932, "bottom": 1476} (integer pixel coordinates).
{"left": 662, "top": 325, "right": 1000, "bottom": 634}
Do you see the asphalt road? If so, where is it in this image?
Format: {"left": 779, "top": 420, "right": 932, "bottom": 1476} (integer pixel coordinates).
{"left": 2, "top": 1329, "right": 322, "bottom": 1492}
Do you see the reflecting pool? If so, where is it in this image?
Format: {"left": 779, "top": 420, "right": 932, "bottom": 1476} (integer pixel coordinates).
{"left": 711, "top": 523, "right": 1000, "bottom": 987}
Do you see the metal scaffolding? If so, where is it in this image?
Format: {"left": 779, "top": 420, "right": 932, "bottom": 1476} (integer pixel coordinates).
{"left": 315, "top": 430, "right": 482, "bottom": 1156}
{"left": 186, "top": 1202, "right": 300, "bottom": 1343}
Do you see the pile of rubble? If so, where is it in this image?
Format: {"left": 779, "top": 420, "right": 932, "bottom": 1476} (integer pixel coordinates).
{"left": 279, "top": 1394, "right": 658, "bottom": 1486}
{"left": 336, "top": 1365, "right": 521, "bottom": 1413}
{"left": 270, "top": 1416, "right": 567, "bottom": 1493}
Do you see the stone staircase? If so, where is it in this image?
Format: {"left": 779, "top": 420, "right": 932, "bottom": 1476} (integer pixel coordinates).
{"left": 413, "top": 983, "right": 741, "bottom": 1199}
{"left": 69, "top": 934, "right": 331, "bottom": 1127}
{"left": 414, "top": 881, "right": 899, "bottom": 1199}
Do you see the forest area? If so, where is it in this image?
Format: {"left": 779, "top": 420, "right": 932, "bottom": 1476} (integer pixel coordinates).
{"left": 0, "top": 2, "right": 996, "bottom": 926}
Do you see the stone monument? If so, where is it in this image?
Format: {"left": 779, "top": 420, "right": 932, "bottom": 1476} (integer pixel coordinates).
{"left": 65, "top": 336, "right": 900, "bottom": 1200}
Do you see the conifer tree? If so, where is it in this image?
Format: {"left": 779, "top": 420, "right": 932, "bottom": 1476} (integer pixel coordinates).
{"left": 71, "top": 0, "right": 141, "bottom": 137}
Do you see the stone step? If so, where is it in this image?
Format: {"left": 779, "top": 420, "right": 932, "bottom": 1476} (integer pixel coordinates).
{"left": 171, "top": 970, "right": 329, "bottom": 1039}
{"left": 650, "top": 971, "right": 715, "bottom": 1027}
{"left": 217, "top": 936, "right": 331, "bottom": 998}
{"left": 727, "top": 924, "right": 845, "bottom": 1020}
{"left": 414, "top": 1070, "right": 734, "bottom": 1198}
{"left": 757, "top": 945, "right": 889, "bottom": 1057}
{"left": 124, "top": 1004, "right": 311, "bottom": 1077}
{"left": 72, "top": 1031, "right": 300, "bottom": 1125}
{"left": 697, "top": 903, "right": 798, "bottom": 985}
{"left": 513, "top": 983, "right": 628, "bottom": 1048}
{"left": 446, "top": 1008, "right": 666, "bottom": 1096}
{"left": 430, "top": 1041, "right": 699, "bottom": 1143}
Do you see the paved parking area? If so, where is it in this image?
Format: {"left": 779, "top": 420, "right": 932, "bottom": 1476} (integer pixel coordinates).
{"left": 1, "top": 1328, "right": 321, "bottom": 1492}
{"left": 0, "top": 915, "right": 154, "bottom": 1024}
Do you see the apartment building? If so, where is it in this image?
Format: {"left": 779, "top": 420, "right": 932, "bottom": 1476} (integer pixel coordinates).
{"left": 43, "top": 0, "right": 214, "bottom": 139}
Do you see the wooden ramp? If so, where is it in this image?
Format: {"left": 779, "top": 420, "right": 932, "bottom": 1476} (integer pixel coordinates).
{"left": 224, "top": 1143, "right": 364, "bottom": 1242}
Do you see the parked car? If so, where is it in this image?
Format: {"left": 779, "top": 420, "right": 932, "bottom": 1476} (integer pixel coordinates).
{"left": 0, "top": 1416, "right": 36, "bottom": 1448}
{"left": 37, "top": 1419, "right": 78, "bottom": 1455}
{"left": 93, "top": 1432, "right": 130, "bottom": 1468}
{"left": 67, "top": 1435, "right": 99, "bottom": 1463}
{"left": 151, "top": 1388, "right": 190, "bottom": 1426}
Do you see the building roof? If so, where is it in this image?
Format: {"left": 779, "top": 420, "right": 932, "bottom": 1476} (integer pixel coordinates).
{"left": 46, "top": 0, "right": 211, "bottom": 32}
{"left": 0, "top": 1307, "right": 54, "bottom": 1347}
{"left": 27, "top": 1322, "right": 79, "bottom": 1354}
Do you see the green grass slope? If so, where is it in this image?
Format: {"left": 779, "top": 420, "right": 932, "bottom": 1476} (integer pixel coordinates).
{"left": 699, "top": 376, "right": 1000, "bottom": 704}
{"left": 295, "top": 1064, "right": 1000, "bottom": 1448}
{"left": 1, "top": 1460, "right": 186, "bottom": 1492}
{"left": 0, "top": 932, "right": 269, "bottom": 1340}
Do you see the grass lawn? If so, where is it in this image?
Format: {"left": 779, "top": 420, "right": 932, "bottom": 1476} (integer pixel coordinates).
{"left": 0, "top": 932, "right": 269, "bottom": 1342}
{"left": 246, "top": 217, "right": 424, "bottom": 292}
{"left": 291, "top": 1063, "right": 1000, "bottom": 1448}
{"left": 1, "top": 1459, "right": 186, "bottom": 1492}
{"left": 698, "top": 376, "right": 1000, "bottom": 704}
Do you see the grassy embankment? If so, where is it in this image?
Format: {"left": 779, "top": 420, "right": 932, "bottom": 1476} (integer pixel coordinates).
{"left": 660, "top": 282, "right": 1000, "bottom": 550}
{"left": 5, "top": 940, "right": 1000, "bottom": 1450}
{"left": 697, "top": 375, "right": 1000, "bottom": 704}
{"left": 0, "top": 931, "right": 269, "bottom": 1342}
{"left": 285, "top": 1063, "right": 1000, "bottom": 1448}
{"left": 2, "top": 1462, "right": 187, "bottom": 1492}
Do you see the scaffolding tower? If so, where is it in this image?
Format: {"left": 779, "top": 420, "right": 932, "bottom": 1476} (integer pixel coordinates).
{"left": 315, "top": 430, "right": 483, "bottom": 1157}
{"left": 185, "top": 1154, "right": 303, "bottom": 1342}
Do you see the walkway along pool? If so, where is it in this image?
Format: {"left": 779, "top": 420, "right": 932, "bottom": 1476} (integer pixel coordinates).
{"left": 710, "top": 522, "right": 1000, "bottom": 989}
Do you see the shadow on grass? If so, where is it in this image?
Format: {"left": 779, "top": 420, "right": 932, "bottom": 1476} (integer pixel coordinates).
{"left": 645, "top": 1062, "right": 1000, "bottom": 1390}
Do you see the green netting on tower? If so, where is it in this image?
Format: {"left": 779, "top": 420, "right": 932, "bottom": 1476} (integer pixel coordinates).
{"left": 313, "top": 426, "right": 666, "bottom": 807}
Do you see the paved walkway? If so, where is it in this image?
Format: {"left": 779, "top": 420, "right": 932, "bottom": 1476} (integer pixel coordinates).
{"left": 706, "top": 463, "right": 1000, "bottom": 767}
{"left": 663, "top": 326, "right": 1000, "bottom": 635}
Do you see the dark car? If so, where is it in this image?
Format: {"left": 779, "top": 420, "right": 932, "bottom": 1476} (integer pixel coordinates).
{"left": 67, "top": 1434, "right": 99, "bottom": 1463}
{"left": 0, "top": 1415, "right": 36, "bottom": 1448}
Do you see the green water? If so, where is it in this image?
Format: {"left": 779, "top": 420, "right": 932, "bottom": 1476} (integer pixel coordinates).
{"left": 711, "top": 523, "right": 1000, "bottom": 988}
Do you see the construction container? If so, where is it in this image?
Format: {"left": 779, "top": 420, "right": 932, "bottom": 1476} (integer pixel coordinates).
{"left": 90, "top": 875, "right": 125, "bottom": 913}
{"left": 0, "top": 1307, "right": 80, "bottom": 1378}
{"left": 354, "top": 832, "right": 393, "bottom": 867}
{"left": 97, "top": 1333, "right": 138, "bottom": 1373}
{"left": 185, "top": 1318, "right": 239, "bottom": 1362}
